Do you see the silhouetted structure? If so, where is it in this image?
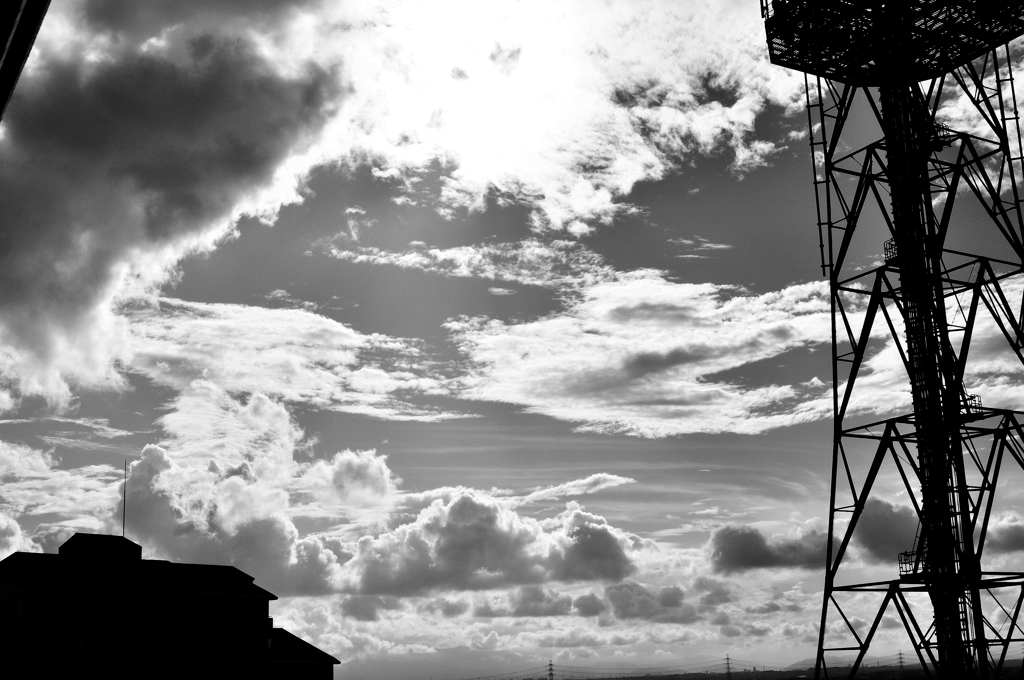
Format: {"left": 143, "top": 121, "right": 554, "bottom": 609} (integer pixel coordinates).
{"left": 0, "top": 0, "right": 50, "bottom": 121}
{"left": 0, "top": 533, "right": 338, "bottom": 679}
{"left": 762, "top": 1, "right": 1024, "bottom": 679}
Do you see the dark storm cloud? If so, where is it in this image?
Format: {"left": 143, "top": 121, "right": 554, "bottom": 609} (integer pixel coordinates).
{"left": 572, "top": 592, "right": 607, "bottom": 617}
{"left": 0, "top": 17, "right": 337, "bottom": 384}
{"left": 604, "top": 581, "right": 700, "bottom": 623}
{"left": 708, "top": 525, "right": 826, "bottom": 574}
{"left": 853, "top": 499, "right": 918, "bottom": 563}
{"left": 987, "top": 520, "right": 1024, "bottom": 553}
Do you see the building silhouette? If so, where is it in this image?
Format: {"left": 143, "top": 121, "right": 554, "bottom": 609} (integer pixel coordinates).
{"left": 0, "top": 533, "right": 339, "bottom": 679}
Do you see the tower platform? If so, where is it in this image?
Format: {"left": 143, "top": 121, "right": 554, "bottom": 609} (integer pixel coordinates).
{"left": 761, "top": 0, "right": 1024, "bottom": 85}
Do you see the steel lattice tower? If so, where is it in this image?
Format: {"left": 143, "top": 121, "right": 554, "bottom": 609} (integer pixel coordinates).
{"left": 761, "top": 2, "right": 1024, "bottom": 678}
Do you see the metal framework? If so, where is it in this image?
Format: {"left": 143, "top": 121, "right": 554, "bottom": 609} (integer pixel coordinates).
{"left": 762, "top": 1, "right": 1024, "bottom": 678}
{"left": 0, "top": 0, "right": 51, "bottom": 122}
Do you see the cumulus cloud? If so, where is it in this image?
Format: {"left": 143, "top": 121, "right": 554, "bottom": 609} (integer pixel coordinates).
{"left": 297, "top": 449, "right": 401, "bottom": 508}
{"left": 708, "top": 525, "right": 826, "bottom": 574}
{"left": 690, "top": 576, "right": 735, "bottom": 607}
{"left": 0, "top": 6, "right": 337, "bottom": 405}
{"left": 572, "top": 592, "right": 607, "bottom": 617}
{"left": 853, "top": 499, "right": 918, "bottom": 563}
{"left": 343, "top": 494, "right": 639, "bottom": 596}
{"left": 27, "top": 523, "right": 77, "bottom": 554}
{"left": 604, "top": 581, "right": 699, "bottom": 623}
{"left": 116, "top": 444, "right": 350, "bottom": 596}
{"left": 0, "top": 512, "right": 31, "bottom": 559}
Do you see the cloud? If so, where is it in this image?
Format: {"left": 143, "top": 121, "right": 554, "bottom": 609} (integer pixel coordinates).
{"left": 0, "top": 0, "right": 818, "bottom": 429}
{"left": 853, "top": 499, "right": 918, "bottom": 563}
{"left": 324, "top": 0, "right": 804, "bottom": 230}
{"left": 116, "top": 444, "right": 350, "bottom": 596}
{"left": 340, "top": 594, "right": 402, "bottom": 622}
{"left": 0, "top": 10, "right": 338, "bottom": 406}
{"left": 327, "top": 239, "right": 616, "bottom": 293}
{"left": 670, "top": 235, "right": 733, "bottom": 258}
{"left": 158, "top": 385, "right": 304, "bottom": 481}
{"left": 690, "top": 576, "right": 735, "bottom": 607}
{"left": 297, "top": 449, "right": 402, "bottom": 508}
{"left": 342, "top": 494, "right": 639, "bottom": 596}
{"left": 127, "top": 298, "right": 464, "bottom": 422}
{"left": 421, "top": 597, "right": 470, "bottom": 618}
{"left": 708, "top": 525, "right": 826, "bottom": 574}
{"left": 26, "top": 523, "right": 78, "bottom": 554}
{"left": 604, "top": 581, "right": 699, "bottom": 623}
{"left": 548, "top": 505, "right": 638, "bottom": 582}
{"left": 511, "top": 586, "right": 572, "bottom": 617}
{"left": 0, "top": 512, "right": 31, "bottom": 559}
{"left": 0, "top": 441, "right": 120, "bottom": 520}
{"left": 572, "top": 592, "right": 607, "bottom": 617}
{"left": 446, "top": 275, "right": 834, "bottom": 436}
{"left": 80, "top": 0, "right": 320, "bottom": 40}
{"left": 518, "top": 474, "right": 636, "bottom": 505}
{"left": 987, "top": 516, "right": 1024, "bottom": 554}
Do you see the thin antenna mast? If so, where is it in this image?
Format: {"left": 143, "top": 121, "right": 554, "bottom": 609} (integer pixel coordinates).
{"left": 122, "top": 459, "right": 127, "bottom": 537}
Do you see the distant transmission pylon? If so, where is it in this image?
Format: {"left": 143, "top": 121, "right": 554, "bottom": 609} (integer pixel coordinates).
{"left": 761, "top": 2, "right": 1024, "bottom": 679}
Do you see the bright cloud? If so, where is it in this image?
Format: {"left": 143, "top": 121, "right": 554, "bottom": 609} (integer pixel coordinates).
{"left": 445, "top": 274, "right": 834, "bottom": 436}
{"left": 327, "top": 239, "right": 616, "bottom": 293}
{"left": 0, "top": 440, "right": 120, "bottom": 521}
{"left": 0, "top": 0, "right": 806, "bottom": 411}
{"left": 320, "top": 0, "right": 804, "bottom": 229}
{"left": 127, "top": 298, "right": 463, "bottom": 422}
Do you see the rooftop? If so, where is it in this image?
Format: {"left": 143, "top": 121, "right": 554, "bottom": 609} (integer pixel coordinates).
{"left": 0, "top": 533, "right": 277, "bottom": 600}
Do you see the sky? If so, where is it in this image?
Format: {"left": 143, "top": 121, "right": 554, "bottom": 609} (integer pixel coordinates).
{"left": 2, "top": 1, "right": 1024, "bottom": 676}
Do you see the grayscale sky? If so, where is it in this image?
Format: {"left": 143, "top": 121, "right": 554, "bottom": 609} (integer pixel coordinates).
{"left": 2, "top": 1, "right": 1024, "bottom": 676}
